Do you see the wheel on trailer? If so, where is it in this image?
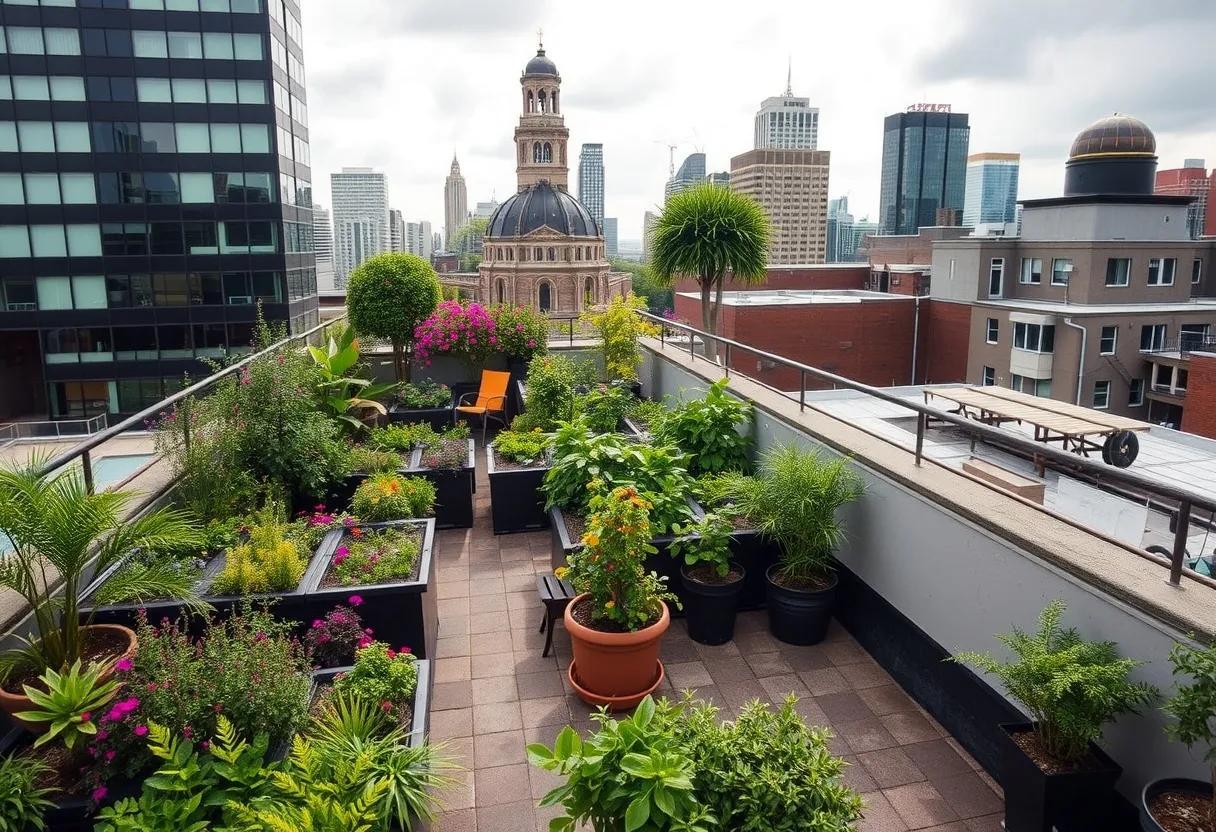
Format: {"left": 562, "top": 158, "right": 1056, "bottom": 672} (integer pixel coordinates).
{"left": 1101, "top": 434, "right": 1114, "bottom": 465}
{"left": 1107, "top": 430, "right": 1139, "bottom": 468}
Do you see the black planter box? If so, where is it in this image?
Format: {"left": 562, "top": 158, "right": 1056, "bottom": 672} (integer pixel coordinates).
{"left": 999, "top": 721, "right": 1123, "bottom": 832}
{"left": 311, "top": 658, "right": 432, "bottom": 747}
{"left": 408, "top": 440, "right": 476, "bottom": 530}
{"left": 388, "top": 403, "right": 453, "bottom": 431}
{"left": 486, "top": 446, "right": 550, "bottom": 534}
{"left": 299, "top": 519, "right": 438, "bottom": 661}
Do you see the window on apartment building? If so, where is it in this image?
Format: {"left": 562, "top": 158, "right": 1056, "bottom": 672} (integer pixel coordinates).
{"left": 1013, "top": 322, "right": 1054, "bottom": 353}
{"left": 1009, "top": 374, "right": 1051, "bottom": 397}
{"left": 1180, "top": 324, "right": 1211, "bottom": 351}
{"left": 985, "top": 318, "right": 998, "bottom": 344}
{"left": 982, "top": 366, "right": 995, "bottom": 386}
{"left": 988, "top": 258, "right": 1004, "bottom": 297}
{"left": 1051, "top": 258, "right": 1072, "bottom": 286}
{"left": 1147, "top": 258, "right": 1176, "bottom": 286}
{"left": 1099, "top": 325, "right": 1117, "bottom": 355}
{"left": 1105, "top": 258, "right": 1131, "bottom": 287}
{"left": 1140, "top": 324, "right": 1167, "bottom": 352}
{"left": 1092, "top": 380, "right": 1111, "bottom": 410}
{"left": 1019, "top": 258, "right": 1042, "bottom": 284}
{"left": 1128, "top": 379, "right": 1144, "bottom": 407}
{"left": 1192, "top": 259, "right": 1202, "bottom": 285}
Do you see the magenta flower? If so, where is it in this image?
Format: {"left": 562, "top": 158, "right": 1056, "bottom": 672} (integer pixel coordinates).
{"left": 335, "top": 545, "right": 349, "bottom": 557}
{"left": 92, "top": 786, "right": 108, "bottom": 803}
{"left": 133, "top": 725, "right": 148, "bottom": 737}
{"left": 348, "top": 594, "right": 364, "bottom": 606}
{"left": 115, "top": 657, "right": 133, "bottom": 673}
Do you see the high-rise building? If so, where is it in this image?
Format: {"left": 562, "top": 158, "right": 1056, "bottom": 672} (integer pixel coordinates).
{"left": 432, "top": 232, "right": 443, "bottom": 255}
{"left": 603, "top": 218, "right": 619, "bottom": 258}
{"left": 444, "top": 155, "right": 468, "bottom": 251}
{"left": 1155, "top": 159, "right": 1214, "bottom": 239}
{"left": 643, "top": 211, "right": 660, "bottom": 263}
{"left": 0, "top": 0, "right": 318, "bottom": 421}
{"left": 730, "top": 149, "right": 831, "bottom": 264}
{"left": 578, "top": 144, "right": 605, "bottom": 225}
{"left": 754, "top": 68, "right": 819, "bottom": 150}
{"left": 313, "top": 206, "right": 334, "bottom": 267}
{"left": 389, "top": 209, "right": 405, "bottom": 252}
{"left": 827, "top": 197, "right": 854, "bottom": 262}
{"left": 963, "top": 153, "right": 1020, "bottom": 226}
{"left": 878, "top": 109, "right": 970, "bottom": 235}
{"left": 665, "top": 153, "right": 706, "bottom": 202}
{"left": 706, "top": 171, "right": 731, "bottom": 188}
{"left": 331, "top": 168, "right": 389, "bottom": 288}
{"left": 405, "top": 220, "right": 435, "bottom": 261}
{"left": 474, "top": 199, "right": 499, "bottom": 218}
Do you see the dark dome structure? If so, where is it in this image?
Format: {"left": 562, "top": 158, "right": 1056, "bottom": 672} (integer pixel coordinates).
{"left": 1063, "top": 113, "right": 1158, "bottom": 197}
{"left": 487, "top": 180, "right": 600, "bottom": 238}
{"left": 524, "top": 47, "right": 558, "bottom": 77}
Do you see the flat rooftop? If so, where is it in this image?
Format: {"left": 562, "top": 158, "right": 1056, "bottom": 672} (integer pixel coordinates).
{"left": 978, "top": 298, "right": 1216, "bottom": 315}
{"left": 679, "top": 289, "right": 910, "bottom": 307}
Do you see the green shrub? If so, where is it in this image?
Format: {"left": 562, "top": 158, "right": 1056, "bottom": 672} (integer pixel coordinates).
{"left": 210, "top": 504, "right": 307, "bottom": 596}
{"left": 345, "top": 445, "right": 404, "bottom": 475}
{"left": 668, "top": 512, "right": 734, "bottom": 579}
{"left": 489, "top": 304, "right": 549, "bottom": 361}
{"left": 574, "top": 383, "right": 634, "bottom": 433}
{"left": 393, "top": 379, "right": 451, "bottom": 409}
{"left": 657, "top": 379, "right": 753, "bottom": 475}
{"left": 352, "top": 474, "right": 435, "bottom": 522}
{"left": 332, "top": 526, "right": 423, "bottom": 587}
{"left": 0, "top": 752, "right": 54, "bottom": 831}
{"left": 625, "top": 398, "right": 668, "bottom": 435}
{"left": 346, "top": 252, "right": 441, "bottom": 382}
{"left": 952, "top": 600, "right": 1159, "bottom": 763}
{"left": 579, "top": 293, "right": 659, "bottom": 382}
{"left": 492, "top": 429, "right": 550, "bottom": 465}
{"left": 524, "top": 354, "right": 596, "bottom": 431}
{"left": 333, "top": 642, "right": 419, "bottom": 707}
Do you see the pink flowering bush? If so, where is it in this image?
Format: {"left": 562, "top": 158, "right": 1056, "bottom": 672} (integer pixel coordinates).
{"left": 304, "top": 603, "right": 370, "bottom": 667}
{"left": 488, "top": 304, "right": 548, "bottom": 360}
{"left": 413, "top": 300, "right": 498, "bottom": 364}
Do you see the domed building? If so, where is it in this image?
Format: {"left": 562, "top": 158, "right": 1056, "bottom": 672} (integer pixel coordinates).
{"left": 479, "top": 41, "right": 613, "bottom": 313}
{"left": 1063, "top": 113, "right": 1159, "bottom": 197}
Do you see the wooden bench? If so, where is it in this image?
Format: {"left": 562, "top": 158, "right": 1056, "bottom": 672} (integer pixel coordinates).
{"left": 537, "top": 575, "right": 577, "bottom": 657}
{"left": 962, "top": 457, "right": 1046, "bottom": 504}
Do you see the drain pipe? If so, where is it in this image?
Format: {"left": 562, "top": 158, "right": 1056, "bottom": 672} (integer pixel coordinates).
{"left": 910, "top": 294, "right": 921, "bottom": 385}
{"left": 1063, "top": 317, "right": 1086, "bottom": 405}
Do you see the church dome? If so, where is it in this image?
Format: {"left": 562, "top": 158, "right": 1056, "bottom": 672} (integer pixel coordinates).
{"left": 486, "top": 180, "right": 600, "bottom": 238}
{"left": 524, "top": 47, "right": 558, "bottom": 76}
{"left": 1069, "top": 114, "right": 1156, "bottom": 159}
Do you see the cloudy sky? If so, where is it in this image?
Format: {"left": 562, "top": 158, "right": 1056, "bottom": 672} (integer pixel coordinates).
{"left": 301, "top": 0, "right": 1216, "bottom": 245}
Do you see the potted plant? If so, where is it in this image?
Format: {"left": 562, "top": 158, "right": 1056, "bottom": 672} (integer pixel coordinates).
{"left": 559, "top": 485, "right": 678, "bottom": 710}
{"left": 310, "top": 640, "right": 433, "bottom": 747}
{"left": 579, "top": 293, "right": 658, "bottom": 390}
{"left": 387, "top": 379, "right": 454, "bottom": 429}
{"left": 486, "top": 428, "right": 552, "bottom": 534}
{"left": 655, "top": 379, "right": 753, "bottom": 476}
{"left": 489, "top": 303, "right": 548, "bottom": 386}
{"left": 0, "top": 461, "right": 201, "bottom": 725}
{"left": 953, "top": 600, "right": 1159, "bottom": 832}
{"left": 405, "top": 426, "right": 475, "bottom": 530}
{"left": 346, "top": 251, "right": 442, "bottom": 383}
{"left": 694, "top": 473, "right": 778, "bottom": 612}
{"left": 714, "top": 444, "right": 862, "bottom": 645}
{"left": 350, "top": 472, "right": 437, "bottom": 523}
{"left": 669, "top": 513, "right": 743, "bottom": 646}
{"left": 573, "top": 383, "right": 636, "bottom": 434}
{"left": 1142, "top": 640, "right": 1216, "bottom": 832}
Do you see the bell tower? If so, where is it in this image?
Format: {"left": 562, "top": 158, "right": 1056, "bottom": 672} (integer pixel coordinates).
{"left": 515, "top": 32, "right": 570, "bottom": 191}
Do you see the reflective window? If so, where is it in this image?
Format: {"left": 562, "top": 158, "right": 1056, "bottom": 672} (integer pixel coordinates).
{"left": 172, "top": 78, "right": 207, "bottom": 103}
{"left": 72, "top": 275, "right": 107, "bottom": 309}
{"left": 0, "top": 173, "right": 21, "bottom": 204}
{"left": 24, "top": 173, "right": 60, "bottom": 204}
{"left": 139, "top": 122, "right": 176, "bottom": 153}
{"left": 12, "top": 75, "right": 49, "bottom": 100}
{"left": 67, "top": 225, "right": 102, "bottom": 256}
{"left": 37, "top": 276, "right": 73, "bottom": 310}
{"left": 175, "top": 123, "right": 211, "bottom": 153}
{"left": 180, "top": 172, "right": 214, "bottom": 203}
{"left": 30, "top": 225, "right": 68, "bottom": 257}
{"left": 203, "top": 31, "right": 233, "bottom": 59}
{"left": 210, "top": 123, "right": 241, "bottom": 153}
{"left": 207, "top": 79, "right": 238, "bottom": 103}
{"left": 167, "top": 32, "right": 203, "bottom": 59}
{"left": 136, "top": 77, "right": 172, "bottom": 103}
{"left": 132, "top": 30, "right": 168, "bottom": 58}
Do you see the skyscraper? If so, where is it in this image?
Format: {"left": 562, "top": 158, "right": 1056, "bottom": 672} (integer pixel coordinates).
{"left": 444, "top": 155, "right": 467, "bottom": 251}
{"left": 665, "top": 153, "right": 706, "bottom": 202}
{"left": 0, "top": 0, "right": 317, "bottom": 421}
{"left": 405, "top": 220, "right": 435, "bottom": 260}
{"left": 731, "top": 149, "right": 831, "bottom": 264}
{"left": 962, "top": 153, "right": 1020, "bottom": 226}
{"left": 389, "top": 209, "right": 405, "bottom": 252}
{"left": 330, "top": 168, "right": 389, "bottom": 288}
{"left": 643, "top": 211, "right": 660, "bottom": 263}
{"left": 475, "top": 199, "right": 500, "bottom": 218}
{"left": 313, "top": 206, "right": 334, "bottom": 267}
{"left": 603, "top": 218, "right": 619, "bottom": 259}
{"left": 827, "top": 196, "right": 854, "bottom": 262}
{"left": 578, "top": 143, "right": 605, "bottom": 225}
{"left": 878, "top": 108, "right": 970, "bottom": 235}
{"left": 754, "top": 67, "right": 819, "bottom": 150}
{"left": 1155, "top": 159, "right": 1214, "bottom": 239}
{"left": 706, "top": 171, "right": 731, "bottom": 188}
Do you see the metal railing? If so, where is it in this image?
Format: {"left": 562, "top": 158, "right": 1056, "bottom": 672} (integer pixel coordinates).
{"left": 641, "top": 310, "right": 1216, "bottom": 590}
{"left": 1144, "top": 334, "right": 1216, "bottom": 355}
{"left": 0, "top": 413, "right": 108, "bottom": 448}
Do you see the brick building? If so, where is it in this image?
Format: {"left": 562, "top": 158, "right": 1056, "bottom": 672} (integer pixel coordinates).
{"left": 1155, "top": 161, "right": 1214, "bottom": 239}
{"left": 1181, "top": 353, "right": 1216, "bottom": 438}
{"left": 671, "top": 263, "right": 868, "bottom": 296}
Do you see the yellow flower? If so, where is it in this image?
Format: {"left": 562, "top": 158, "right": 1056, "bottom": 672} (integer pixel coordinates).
{"left": 582, "top": 532, "right": 600, "bottom": 547}
{"left": 604, "top": 600, "right": 615, "bottom": 609}
{"left": 554, "top": 566, "right": 569, "bottom": 579}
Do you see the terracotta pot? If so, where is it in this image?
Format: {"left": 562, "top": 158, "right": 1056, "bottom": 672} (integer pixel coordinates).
{"left": 0, "top": 623, "right": 138, "bottom": 733}
{"left": 564, "top": 594, "right": 668, "bottom": 711}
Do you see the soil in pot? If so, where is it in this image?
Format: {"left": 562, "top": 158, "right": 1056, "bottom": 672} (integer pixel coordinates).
{"left": 1147, "top": 789, "right": 1213, "bottom": 832}
{"left": 418, "top": 439, "right": 469, "bottom": 470}
{"left": 1011, "top": 730, "right": 1103, "bottom": 776}
{"left": 24, "top": 742, "right": 90, "bottom": 798}
{"left": 319, "top": 526, "right": 423, "bottom": 589}
{"left": 568, "top": 596, "right": 660, "bottom": 633}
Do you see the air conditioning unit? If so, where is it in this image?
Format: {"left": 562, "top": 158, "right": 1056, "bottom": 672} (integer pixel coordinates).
{"left": 228, "top": 295, "right": 252, "bottom": 305}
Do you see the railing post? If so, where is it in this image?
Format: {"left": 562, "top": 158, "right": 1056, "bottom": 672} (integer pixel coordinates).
{"left": 799, "top": 370, "right": 805, "bottom": 411}
{"left": 724, "top": 343, "right": 731, "bottom": 378}
{"left": 568, "top": 317, "right": 573, "bottom": 346}
{"left": 1167, "top": 499, "right": 1191, "bottom": 587}
{"left": 915, "top": 412, "right": 926, "bottom": 465}
{"left": 689, "top": 330, "right": 695, "bottom": 361}
{"left": 82, "top": 449, "right": 95, "bottom": 495}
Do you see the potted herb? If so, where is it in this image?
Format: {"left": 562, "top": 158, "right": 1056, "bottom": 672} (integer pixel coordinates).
{"left": 669, "top": 513, "right": 743, "bottom": 645}
{"left": 1142, "top": 640, "right": 1216, "bottom": 832}
{"left": 486, "top": 428, "right": 552, "bottom": 534}
{"left": 953, "top": 600, "right": 1159, "bottom": 832}
{"left": 407, "top": 427, "right": 475, "bottom": 530}
{"left": 694, "top": 473, "right": 779, "bottom": 612}
{"left": 713, "top": 444, "right": 862, "bottom": 645}
{"left": 559, "top": 486, "right": 678, "bottom": 710}
{"left": 388, "top": 379, "right": 454, "bottom": 429}
{"left": 573, "top": 383, "right": 635, "bottom": 434}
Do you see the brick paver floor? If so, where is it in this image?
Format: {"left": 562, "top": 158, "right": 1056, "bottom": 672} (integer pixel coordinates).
{"left": 427, "top": 444, "right": 1004, "bottom": 831}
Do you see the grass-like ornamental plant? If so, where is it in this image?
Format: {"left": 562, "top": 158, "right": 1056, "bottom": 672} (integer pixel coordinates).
{"left": 491, "top": 428, "right": 550, "bottom": 465}
{"left": 346, "top": 446, "right": 405, "bottom": 476}
{"left": 18, "top": 659, "right": 120, "bottom": 749}
{"left": 368, "top": 422, "right": 439, "bottom": 453}
{"left": 0, "top": 752, "right": 54, "bottom": 832}
{"left": 656, "top": 379, "right": 753, "bottom": 476}
{"left": 352, "top": 474, "right": 436, "bottom": 522}
{"left": 952, "top": 600, "right": 1159, "bottom": 764}
{"left": 1162, "top": 640, "right": 1216, "bottom": 827}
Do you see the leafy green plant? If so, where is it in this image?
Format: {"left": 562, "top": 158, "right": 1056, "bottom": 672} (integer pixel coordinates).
{"left": 346, "top": 445, "right": 405, "bottom": 475}
{"left": 368, "top": 422, "right": 438, "bottom": 453}
{"left": 152, "top": 397, "right": 259, "bottom": 523}
{"left": 1162, "top": 640, "right": 1216, "bottom": 826}
{"left": 0, "top": 460, "right": 202, "bottom": 682}
{"left": 625, "top": 398, "right": 669, "bottom": 436}
{"left": 0, "top": 752, "right": 54, "bottom": 832}
{"left": 528, "top": 696, "right": 715, "bottom": 832}
{"left": 525, "top": 354, "right": 596, "bottom": 431}
{"left": 952, "top": 600, "right": 1158, "bottom": 764}
{"left": 393, "top": 379, "right": 451, "bottom": 409}
{"left": 492, "top": 429, "right": 550, "bottom": 466}
{"left": 352, "top": 475, "right": 435, "bottom": 522}
{"left": 210, "top": 503, "right": 307, "bottom": 596}
{"left": 346, "top": 252, "right": 442, "bottom": 382}
{"left": 657, "top": 380, "right": 752, "bottom": 475}
{"left": 714, "top": 444, "right": 862, "bottom": 587}
{"left": 668, "top": 513, "right": 733, "bottom": 580}
{"left": 576, "top": 383, "right": 635, "bottom": 433}
{"left": 332, "top": 527, "right": 423, "bottom": 587}
{"left": 18, "top": 659, "right": 121, "bottom": 749}
{"left": 310, "top": 325, "right": 398, "bottom": 432}
{"left": 678, "top": 695, "right": 862, "bottom": 831}
{"left": 580, "top": 294, "right": 659, "bottom": 382}
{"left": 334, "top": 642, "right": 419, "bottom": 708}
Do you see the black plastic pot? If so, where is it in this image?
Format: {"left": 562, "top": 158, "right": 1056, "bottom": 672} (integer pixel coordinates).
{"left": 388, "top": 403, "right": 453, "bottom": 430}
{"left": 765, "top": 566, "right": 836, "bottom": 645}
{"left": 680, "top": 563, "right": 745, "bottom": 645}
{"left": 408, "top": 439, "right": 476, "bottom": 529}
{"left": 1000, "top": 721, "right": 1123, "bottom": 832}
{"left": 1140, "top": 778, "right": 1213, "bottom": 832}
{"left": 486, "top": 446, "right": 550, "bottom": 534}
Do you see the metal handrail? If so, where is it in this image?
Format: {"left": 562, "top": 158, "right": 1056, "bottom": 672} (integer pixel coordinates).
{"left": 639, "top": 310, "right": 1216, "bottom": 588}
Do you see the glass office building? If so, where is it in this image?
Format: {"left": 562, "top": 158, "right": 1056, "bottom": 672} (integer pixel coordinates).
{"left": 962, "top": 152, "right": 1020, "bottom": 226}
{"left": 878, "top": 110, "right": 970, "bottom": 235}
{"left": 0, "top": 0, "right": 317, "bottom": 421}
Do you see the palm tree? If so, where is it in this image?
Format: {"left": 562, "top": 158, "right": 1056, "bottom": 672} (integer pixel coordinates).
{"left": 650, "top": 184, "right": 770, "bottom": 361}
{"left": 0, "top": 457, "right": 203, "bottom": 682}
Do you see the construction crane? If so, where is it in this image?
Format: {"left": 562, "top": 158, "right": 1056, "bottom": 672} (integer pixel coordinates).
{"left": 652, "top": 141, "right": 679, "bottom": 177}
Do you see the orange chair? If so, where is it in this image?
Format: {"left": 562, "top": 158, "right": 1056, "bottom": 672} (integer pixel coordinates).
{"left": 455, "top": 370, "right": 512, "bottom": 443}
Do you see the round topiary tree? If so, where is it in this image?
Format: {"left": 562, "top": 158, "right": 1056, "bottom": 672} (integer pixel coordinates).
{"left": 346, "top": 252, "right": 441, "bottom": 381}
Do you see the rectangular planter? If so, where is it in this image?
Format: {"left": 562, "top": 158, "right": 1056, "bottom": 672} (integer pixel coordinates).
{"left": 486, "top": 446, "right": 550, "bottom": 534}
{"left": 311, "top": 659, "right": 432, "bottom": 747}
{"left": 197, "top": 542, "right": 330, "bottom": 625}
{"left": 408, "top": 439, "right": 476, "bottom": 530}
{"left": 388, "top": 403, "right": 453, "bottom": 431}
{"left": 300, "top": 518, "right": 438, "bottom": 661}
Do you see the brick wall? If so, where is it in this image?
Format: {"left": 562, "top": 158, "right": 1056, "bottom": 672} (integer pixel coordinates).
{"left": 673, "top": 264, "right": 868, "bottom": 295}
{"left": 1181, "top": 353, "right": 1216, "bottom": 439}
{"left": 916, "top": 300, "right": 971, "bottom": 384}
